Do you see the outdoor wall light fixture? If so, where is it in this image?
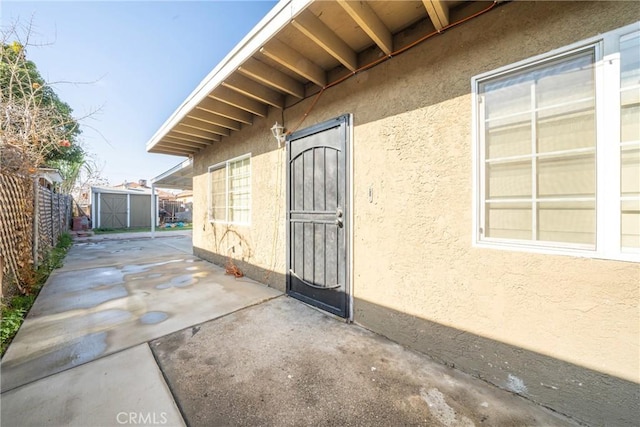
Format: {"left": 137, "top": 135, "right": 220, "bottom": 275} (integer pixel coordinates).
{"left": 271, "top": 121, "right": 286, "bottom": 146}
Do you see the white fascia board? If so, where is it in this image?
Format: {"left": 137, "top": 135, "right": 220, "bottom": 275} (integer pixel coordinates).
{"left": 151, "top": 158, "right": 193, "bottom": 184}
{"left": 90, "top": 186, "right": 152, "bottom": 196}
{"left": 146, "top": 0, "right": 313, "bottom": 152}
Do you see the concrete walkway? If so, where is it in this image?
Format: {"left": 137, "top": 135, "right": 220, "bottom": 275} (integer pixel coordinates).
{"left": 1, "top": 231, "right": 280, "bottom": 426}
{"left": 1, "top": 232, "right": 578, "bottom": 426}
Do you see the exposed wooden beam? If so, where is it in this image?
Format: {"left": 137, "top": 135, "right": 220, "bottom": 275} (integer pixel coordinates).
{"left": 154, "top": 143, "right": 194, "bottom": 152}
{"left": 154, "top": 143, "right": 196, "bottom": 155}
{"left": 422, "top": 0, "right": 449, "bottom": 30}
{"left": 151, "top": 148, "right": 192, "bottom": 157}
{"left": 238, "top": 57, "right": 305, "bottom": 98}
{"left": 292, "top": 11, "right": 358, "bottom": 72}
{"left": 174, "top": 124, "right": 228, "bottom": 140}
{"left": 223, "top": 74, "right": 284, "bottom": 109}
{"left": 337, "top": 0, "right": 393, "bottom": 55}
{"left": 260, "top": 38, "right": 326, "bottom": 87}
{"left": 166, "top": 132, "right": 215, "bottom": 146}
{"left": 179, "top": 118, "right": 231, "bottom": 137}
{"left": 187, "top": 110, "right": 242, "bottom": 131}
{"left": 209, "top": 86, "right": 268, "bottom": 117}
{"left": 197, "top": 97, "right": 253, "bottom": 125}
{"left": 160, "top": 137, "right": 202, "bottom": 147}
{"left": 162, "top": 138, "right": 207, "bottom": 150}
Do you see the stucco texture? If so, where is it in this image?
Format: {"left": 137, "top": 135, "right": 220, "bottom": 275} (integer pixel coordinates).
{"left": 192, "top": 1, "right": 639, "bottom": 424}
{"left": 308, "top": 0, "right": 638, "bottom": 383}
{"left": 193, "top": 115, "right": 287, "bottom": 290}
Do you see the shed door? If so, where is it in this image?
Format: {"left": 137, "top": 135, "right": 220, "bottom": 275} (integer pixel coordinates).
{"left": 100, "top": 194, "right": 127, "bottom": 228}
{"left": 130, "top": 195, "right": 151, "bottom": 227}
{"left": 287, "top": 115, "right": 350, "bottom": 318}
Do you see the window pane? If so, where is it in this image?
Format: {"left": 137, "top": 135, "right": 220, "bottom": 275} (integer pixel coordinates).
{"left": 481, "top": 70, "right": 532, "bottom": 160}
{"left": 538, "top": 201, "right": 595, "bottom": 245}
{"left": 230, "top": 208, "right": 250, "bottom": 224}
{"left": 536, "top": 53, "right": 595, "bottom": 108}
{"left": 482, "top": 81, "right": 531, "bottom": 120}
{"left": 620, "top": 32, "right": 640, "bottom": 89}
{"left": 228, "top": 157, "right": 251, "bottom": 223}
{"left": 537, "top": 154, "right": 596, "bottom": 197}
{"left": 621, "top": 148, "right": 640, "bottom": 196}
{"left": 486, "top": 114, "right": 531, "bottom": 158}
{"left": 537, "top": 107, "right": 596, "bottom": 153}
{"left": 211, "top": 167, "right": 226, "bottom": 221}
{"left": 486, "top": 202, "right": 531, "bottom": 239}
{"left": 487, "top": 161, "right": 531, "bottom": 199}
{"left": 621, "top": 33, "right": 640, "bottom": 250}
{"left": 621, "top": 199, "right": 640, "bottom": 249}
{"left": 621, "top": 99, "right": 640, "bottom": 143}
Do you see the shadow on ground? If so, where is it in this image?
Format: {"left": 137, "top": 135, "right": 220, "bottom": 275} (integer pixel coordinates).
{"left": 152, "top": 297, "right": 578, "bottom": 427}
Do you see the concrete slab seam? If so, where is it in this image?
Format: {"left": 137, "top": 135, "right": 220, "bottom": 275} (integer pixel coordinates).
{"left": 147, "top": 341, "right": 191, "bottom": 427}
{"left": 0, "top": 293, "right": 285, "bottom": 394}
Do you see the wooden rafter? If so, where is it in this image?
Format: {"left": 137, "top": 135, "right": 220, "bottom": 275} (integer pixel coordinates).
{"left": 174, "top": 124, "right": 228, "bottom": 139}
{"left": 187, "top": 110, "right": 242, "bottom": 131}
{"left": 197, "top": 97, "right": 253, "bottom": 125}
{"left": 238, "top": 57, "right": 305, "bottom": 98}
{"left": 337, "top": 0, "right": 393, "bottom": 55}
{"left": 210, "top": 86, "right": 268, "bottom": 117}
{"left": 260, "top": 38, "right": 327, "bottom": 87}
{"left": 153, "top": 144, "right": 196, "bottom": 155}
{"left": 166, "top": 132, "right": 215, "bottom": 146}
{"left": 176, "top": 120, "right": 230, "bottom": 137}
{"left": 422, "top": 0, "right": 449, "bottom": 30}
{"left": 151, "top": 148, "right": 191, "bottom": 157}
{"left": 292, "top": 10, "right": 358, "bottom": 72}
{"left": 223, "top": 74, "right": 284, "bottom": 109}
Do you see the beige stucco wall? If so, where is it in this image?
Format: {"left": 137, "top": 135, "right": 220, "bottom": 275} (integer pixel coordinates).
{"left": 193, "top": 115, "right": 287, "bottom": 288}
{"left": 192, "top": 0, "right": 639, "bottom": 415}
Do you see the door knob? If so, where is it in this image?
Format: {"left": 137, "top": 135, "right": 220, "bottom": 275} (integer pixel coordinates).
{"left": 335, "top": 218, "right": 343, "bottom": 228}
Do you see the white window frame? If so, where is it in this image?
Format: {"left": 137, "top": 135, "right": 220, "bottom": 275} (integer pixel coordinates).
{"left": 472, "top": 21, "right": 640, "bottom": 263}
{"left": 208, "top": 153, "right": 251, "bottom": 226}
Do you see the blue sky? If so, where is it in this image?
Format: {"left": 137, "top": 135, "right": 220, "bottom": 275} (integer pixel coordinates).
{"left": 1, "top": 0, "right": 277, "bottom": 185}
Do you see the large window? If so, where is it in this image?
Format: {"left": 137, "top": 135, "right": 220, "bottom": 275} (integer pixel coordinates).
{"left": 208, "top": 154, "right": 251, "bottom": 225}
{"left": 474, "top": 23, "right": 639, "bottom": 261}
{"left": 620, "top": 32, "right": 640, "bottom": 252}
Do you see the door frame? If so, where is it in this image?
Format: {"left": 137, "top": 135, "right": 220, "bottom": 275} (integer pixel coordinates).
{"left": 285, "top": 114, "right": 352, "bottom": 320}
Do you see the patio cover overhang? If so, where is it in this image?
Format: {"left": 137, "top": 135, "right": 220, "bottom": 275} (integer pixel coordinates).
{"left": 145, "top": 0, "right": 502, "bottom": 156}
{"left": 150, "top": 159, "right": 193, "bottom": 236}
{"left": 151, "top": 158, "right": 193, "bottom": 191}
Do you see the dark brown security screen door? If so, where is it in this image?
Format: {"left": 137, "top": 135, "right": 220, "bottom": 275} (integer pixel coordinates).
{"left": 287, "top": 115, "right": 350, "bottom": 318}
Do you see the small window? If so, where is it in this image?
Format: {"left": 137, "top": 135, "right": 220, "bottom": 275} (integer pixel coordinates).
{"left": 208, "top": 154, "right": 251, "bottom": 225}
{"left": 473, "top": 23, "right": 640, "bottom": 262}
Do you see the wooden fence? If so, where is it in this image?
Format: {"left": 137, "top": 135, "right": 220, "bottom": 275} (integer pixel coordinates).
{"left": 0, "top": 171, "right": 72, "bottom": 297}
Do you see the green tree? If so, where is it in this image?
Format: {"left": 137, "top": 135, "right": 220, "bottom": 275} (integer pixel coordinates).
{"left": 1, "top": 27, "right": 85, "bottom": 175}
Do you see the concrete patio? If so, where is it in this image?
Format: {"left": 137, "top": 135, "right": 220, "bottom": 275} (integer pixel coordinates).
{"left": 1, "top": 231, "right": 579, "bottom": 426}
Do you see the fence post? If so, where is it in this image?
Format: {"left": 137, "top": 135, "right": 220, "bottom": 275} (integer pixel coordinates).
{"left": 50, "top": 190, "right": 54, "bottom": 245}
{"left": 151, "top": 185, "right": 156, "bottom": 238}
{"left": 56, "top": 194, "right": 60, "bottom": 239}
{"left": 0, "top": 255, "right": 4, "bottom": 299}
{"left": 32, "top": 178, "right": 39, "bottom": 269}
